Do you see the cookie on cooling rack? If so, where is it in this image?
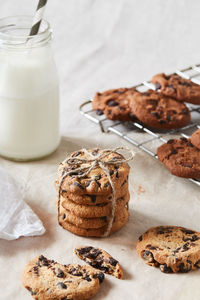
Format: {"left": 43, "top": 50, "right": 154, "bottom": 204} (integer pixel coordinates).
{"left": 92, "top": 87, "right": 136, "bottom": 121}
{"left": 191, "top": 129, "right": 200, "bottom": 150}
{"left": 22, "top": 255, "right": 104, "bottom": 300}
{"left": 75, "top": 246, "right": 123, "bottom": 279}
{"left": 157, "top": 137, "right": 200, "bottom": 178}
{"left": 129, "top": 89, "right": 191, "bottom": 129}
{"left": 136, "top": 226, "right": 200, "bottom": 273}
{"left": 152, "top": 73, "right": 200, "bottom": 105}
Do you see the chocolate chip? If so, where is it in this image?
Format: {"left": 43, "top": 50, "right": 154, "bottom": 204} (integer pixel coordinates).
{"left": 139, "top": 235, "right": 143, "bottom": 241}
{"left": 104, "top": 182, "right": 110, "bottom": 188}
{"left": 155, "top": 82, "right": 161, "bottom": 90}
{"left": 182, "top": 81, "right": 191, "bottom": 87}
{"left": 159, "top": 120, "right": 167, "bottom": 124}
{"left": 93, "top": 272, "right": 105, "bottom": 283}
{"left": 182, "top": 243, "right": 190, "bottom": 252}
{"left": 180, "top": 137, "right": 188, "bottom": 142}
{"left": 173, "top": 247, "right": 181, "bottom": 254}
{"left": 170, "top": 149, "right": 178, "bottom": 155}
{"left": 97, "top": 92, "right": 101, "bottom": 96}
{"left": 167, "top": 139, "right": 174, "bottom": 144}
{"left": 38, "top": 255, "right": 50, "bottom": 267}
{"left": 85, "top": 249, "right": 102, "bottom": 259}
{"left": 160, "top": 264, "right": 173, "bottom": 273}
{"left": 146, "top": 244, "right": 157, "bottom": 250}
{"left": 109, "top": 170, "right": 114, "bottom": 176}
{"left": 83, "top": 274, "right": 92, "bottom": 282}
{"left": 107, "top": 100, "right": 118, "bottom": 107}
{"left": 73, "top": 182, "right": 84, "bottom": 190}
{"left": 26, "top": 287, "right": 37, "bottom": 296}
{"left": 108, "top": 196, "right": 112, "bottom": 200}
{"left": 119, "top": 106, "right": 125, "bottom": 111}
{"left": 116, "top": 171, "right": 119, "bottom": 178}
{"left": 121, "top": 180, "right": 127, "bottom": 187}
{"left": 178, "top": 262, "right": 192, "bottom": 273}
{"left": 96, "top": 109, "right": 103, "bottom": 115}
{"left": 164, "top": 74, "right": 170, "bottom": 80}
{"left": 92, "top": 149, "right": 99, "bottom": 156}
{"left": 56, "top": 282, "right": 67, "bottom": 289}
{"left": 62, "top": 214, "right": 66, "bottom": 220}
{"left": 183, "top": 234, "right": 199, "bottom": 242}
{"left": 188, "top": 142, "right": 194, "bottom": 147}
{"left": 151, "top": 111, "right": 160, "bottom": 119}
{"left": 181, "top": 228, "right": 195, "bottom": 234}
{"left": 89, "top": 195, "right": 96, "bottom": 203}
{"left": 33, "top": 266, "right": 39, "bottom": 275}
{"left": 100, "top": 216, "right": 107, "bottom": 222}
{"left": 78, "top": 247, "right": 93, "bottom": 255}
{"left": 182, "top": 109, "right": 189, "bottom": 115}
{"left": 56, "top": 268, "right": 65, "bottom": 278}
{"left": 167, "top": 85, "right": 176, "bottom": 92}
{"left": 69, "top": 268, "right": 82, "bottom": 276}
{"left": 109, "top": 257, "right": 118, "bottom": 266}
{"left": 142, "top": 250, "right": 154, "bottom": 262}
{"left": 72, "top": 151, "right": 81, "bottom": 157}
{"left": 95, "top": 179, "right": 101, "bottom": 187}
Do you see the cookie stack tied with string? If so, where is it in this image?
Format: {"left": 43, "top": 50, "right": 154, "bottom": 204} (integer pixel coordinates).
{"left": 55, "top": 148, "right": 133, "bottom": 237}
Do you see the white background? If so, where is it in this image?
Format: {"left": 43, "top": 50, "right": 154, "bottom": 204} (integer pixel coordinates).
{"left": 0, "top": 1, "right": 200, "bottom": 299}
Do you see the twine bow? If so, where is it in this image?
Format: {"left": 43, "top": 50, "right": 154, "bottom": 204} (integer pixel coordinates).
{"left": 58, "top": 147, "right": 134, "bottom": 237}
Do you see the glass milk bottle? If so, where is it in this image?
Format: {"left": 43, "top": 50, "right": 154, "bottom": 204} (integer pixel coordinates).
{"left": 0, "top": 16, "right": 60, "bottom": 161}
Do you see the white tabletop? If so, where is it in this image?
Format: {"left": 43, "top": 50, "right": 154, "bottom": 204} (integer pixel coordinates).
{"left": 0, "top": 1, "right": 200, "bottom": 299}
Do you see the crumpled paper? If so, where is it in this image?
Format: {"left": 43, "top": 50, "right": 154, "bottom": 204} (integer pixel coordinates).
{"left": 0, "top": 166, "right": 45, "bottom": 240}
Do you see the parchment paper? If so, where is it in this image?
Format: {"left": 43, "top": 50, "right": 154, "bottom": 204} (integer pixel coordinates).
{"left": 0, "top": 1, "right": 200, "bottom": 299}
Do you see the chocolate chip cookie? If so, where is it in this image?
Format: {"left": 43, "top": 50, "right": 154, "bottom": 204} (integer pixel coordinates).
{"left": 22, "top": 255, "right": 104, "bottom": 299}
{"left": 129, "top": 89, "right": 191, "bottom": 129}
{"left": 75, "top": 246, "right": 123, "bottom": 279}
{"left": 92, "top": 87, "right": 136, "bottom": 121}
{"left": 157, "top": 138, "right": 200, "bottom": 178}
{"left": 59, "top": 179, "right": 129, "bottom": 206}
{"left": 61, "top": 206, "right": 129, "bottom": 237}
{"left": 56, "top": 149, "right": 130, "bottom": 196}
{"left": 191, "top": 129, "right": 200, "bottom": 150}
{"left": 60, "top": 192, "right": 129, "bottom": 218}
{"left": 152, "top": 73, "right": 200, "bottom": 105}
{"left": 136, "top": 226, "right": 200, "bottom": 273}
{"left": 59, "top": 201, "right": 128, "bottom": 229}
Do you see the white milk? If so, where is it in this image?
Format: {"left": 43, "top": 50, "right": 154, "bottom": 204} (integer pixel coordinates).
{"left": 0, "top": 16, "right": 60, "bottom": 160}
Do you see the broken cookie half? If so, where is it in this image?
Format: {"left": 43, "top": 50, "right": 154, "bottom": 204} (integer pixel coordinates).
{"left": 75, "top": 246, "right": 123, "bottom": 279}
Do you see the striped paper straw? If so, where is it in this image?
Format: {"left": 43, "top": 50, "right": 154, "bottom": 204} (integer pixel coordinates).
{"left": 29, "top": 0, "right": 48, "bottom": 36}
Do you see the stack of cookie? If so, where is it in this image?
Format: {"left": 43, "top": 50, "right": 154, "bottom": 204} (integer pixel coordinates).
{"left": 55, "top": 148, "right": 131, "bottom": 237}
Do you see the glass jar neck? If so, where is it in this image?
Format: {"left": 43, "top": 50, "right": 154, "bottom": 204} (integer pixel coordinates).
{"left": 0, "top": 16, "right": 52, "bottom": 50}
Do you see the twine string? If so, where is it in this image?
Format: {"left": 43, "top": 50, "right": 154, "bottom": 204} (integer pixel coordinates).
{"left": 58, "top": 147, "right": 134, "bottom": 237}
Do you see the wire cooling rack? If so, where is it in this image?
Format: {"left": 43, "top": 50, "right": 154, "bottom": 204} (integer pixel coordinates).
{"left": 79, "top": 64, "right": 200, "bottom": 187}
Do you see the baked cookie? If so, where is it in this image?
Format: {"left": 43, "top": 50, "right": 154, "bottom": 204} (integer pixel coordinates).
{"left": 56, "top": 149, "right": 130, "bottom": 196}
{"left": 157, "top": 138, "right": 200, "bottom": 178}
{"left": 92, "top": 87, "right": 136, "bottom": 121}
{"left": 191, "top": 129, "right": 200, "bottom": 150}
{"left": 59, "top": 203, "right": 127, "bottom": 229}
{"left": 136, "top": 226, "right": 200, "bottom": 273}
{"left": 22, "top": 255, "right": 104, "bottom": 300}
{"left": 60, "top": 192, "right": 129, "bottom": 218}
{"left": 61, "top": 206, "right": 129, "bottom": 237}
{"left": 59, "top": 179, "right": 128, "bottom": 206}
{"left": 75, "top": 246, "right": 123, "bottom": 279}
{"left": 152, "top": 73, "right": 200, "bottom": 105}
{"left": 129, "top": 89, "right": 190, "bottom": 129}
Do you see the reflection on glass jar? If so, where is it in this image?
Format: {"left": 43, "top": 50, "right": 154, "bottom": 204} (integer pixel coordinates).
{"left": 0, "top": 16, "right": 60, "bottom": 161}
